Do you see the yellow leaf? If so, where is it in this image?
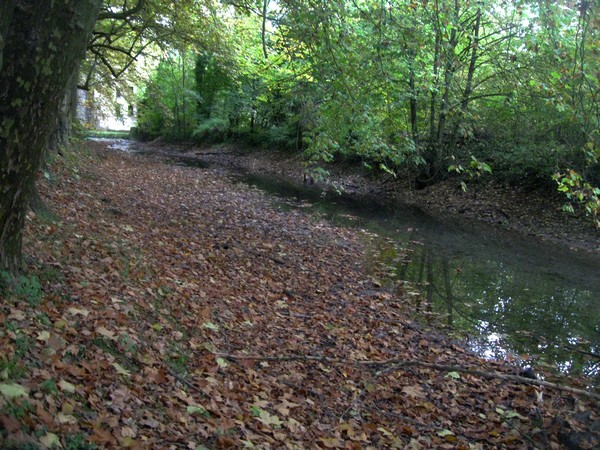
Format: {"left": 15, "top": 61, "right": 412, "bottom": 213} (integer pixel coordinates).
{"left": 0, "top": 383, "right": 29, "bottom": 398}
{"left": 319, "top": 437, "right": 344, "bottom": 448}
{"left": 40, "top": 433, "right": 62, "bottom": 448}
{"left": 112, "top": 363, "right": 131, "bottom": 377}
{"left": 58, "top": 379, "right": 77, "bottom": 393}
{"left": 56, "top": 413, "right": 77, "bottom": 424}
{"left": 96, "top": 326, "right": 116, "bottom": 340}
{"left": 67, "top": 307, "right": 90, "bottom": 317}
{"left": 37, "top": 331, "right": 51, "bottom": 342}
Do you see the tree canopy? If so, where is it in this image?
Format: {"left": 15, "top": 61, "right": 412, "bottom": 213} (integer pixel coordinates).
{"left": 127, "top": 0, "right": 599, "bottom": 225}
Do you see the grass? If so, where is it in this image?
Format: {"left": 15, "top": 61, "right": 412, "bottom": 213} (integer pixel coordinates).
{"left": 83, "top": 129, "right": 131, "bottom": 140}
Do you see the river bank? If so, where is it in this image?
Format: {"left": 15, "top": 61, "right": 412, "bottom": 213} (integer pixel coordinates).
{"left": 2, "top": 140, "right": 596, "bottom": 448}
{"left": 143, "top": 140, "right": 598, "bottom": 254}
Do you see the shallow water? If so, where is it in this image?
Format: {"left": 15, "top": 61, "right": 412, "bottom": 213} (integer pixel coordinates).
{"left": 234, "top": 173, "right": 600, "bottom": 383}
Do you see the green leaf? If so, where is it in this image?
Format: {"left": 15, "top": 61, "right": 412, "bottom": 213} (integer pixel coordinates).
{"left": 257, "top": 409, "right": 283, "bottom": 427}
{"left": 112, "top": 363, "right": 131, "bottom": 377}
{"left": 445, "top": 371, "right": 460, "bottom": 379}
{"left": 250, "top": 405, "right": 263, "bottom": 417}
{"left": 39, "top": 433, "right": 61, "bottom": 448}
{"left": 437, "top": 429, "right": 454, "bottom": 437}
{"left": 187, "top": 405, "right": 209, "bottom": 416}
{"left": 203, "top": 322, "right": 220, "bottom": 331}
{"left": 0, "top": 383, "right": 29, "bottom": 398}
{"left": 216, "top": 357, "right": 229, "bottom": 368}
{"left": 505, "top": 410, "right": 526, "bottom": 420}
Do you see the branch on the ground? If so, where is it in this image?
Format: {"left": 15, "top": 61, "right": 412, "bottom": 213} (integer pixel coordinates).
{"left": 214, "top": 352, "right": 600, "bottom": 401}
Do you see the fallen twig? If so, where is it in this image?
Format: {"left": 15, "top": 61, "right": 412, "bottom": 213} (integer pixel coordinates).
{"left": 214, "top": 352, "right": 600, "bottom": 401}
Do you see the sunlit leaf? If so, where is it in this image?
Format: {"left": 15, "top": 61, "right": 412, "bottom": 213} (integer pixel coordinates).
{"left": 112, "top": 363, "right": 131, "bottom": 377}
{"left": 0, "top": 383, "right": 29, "bottom": 398}
{"left": 203, "top": 321, "right": 219, "bottom": 331}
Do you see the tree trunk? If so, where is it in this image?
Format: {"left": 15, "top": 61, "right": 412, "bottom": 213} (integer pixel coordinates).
{"left": 0, "top": 0, "right": 102, "bottom": 275}
{"left": 50, "top": 70, "right": 81, "bottom": 153}
{"left": 428, "top": 0, "right": 441, "bottom": 146}
{"left": 451, "top": 7, "right": 481, "bottom": 148}
{"left": 435, "top": 0, "right": 460, "bottom": 175}
{"left": 0, "top": 0, "right": 15, "bottom": 71}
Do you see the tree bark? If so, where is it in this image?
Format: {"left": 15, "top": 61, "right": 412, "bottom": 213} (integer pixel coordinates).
{"left": 50, "top": 70, "right": 81, "bottom": 153}
{"left": 0, "top": 0, "right": 15, "bottom": 71}
{"left": 0, "top": 0, "right": 102, "bottom": 274}
{"left": 451, "top": 7, "right": 481, "bottom": 148}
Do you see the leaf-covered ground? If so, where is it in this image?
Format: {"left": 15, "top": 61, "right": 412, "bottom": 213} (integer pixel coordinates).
{"left": 170, "top": 142, "right": 599, "bottom": 254}
{"left": 1, "top": 141, "right": 599, "bottom": 449}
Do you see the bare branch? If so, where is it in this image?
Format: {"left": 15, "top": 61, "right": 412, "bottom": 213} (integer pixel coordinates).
{"left": 98, "top": 0, "right": 145, "bottom": 21}
{"left": 215, "top": 352, "right": 600, "bottom": 401}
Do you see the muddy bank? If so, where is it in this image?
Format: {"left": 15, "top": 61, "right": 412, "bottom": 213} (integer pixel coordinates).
{"left": 133, "top": 140, "right": 599, "bottom": 254}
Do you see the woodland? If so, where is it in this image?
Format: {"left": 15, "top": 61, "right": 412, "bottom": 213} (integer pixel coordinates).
{"left": 0, "top": 0, "right": 600, "bottom": 449}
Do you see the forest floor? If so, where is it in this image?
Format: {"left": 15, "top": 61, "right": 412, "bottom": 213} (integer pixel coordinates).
{"left": 163, "top": 141, "right": 599, "bottom": 254}
{"left": 1, "top": 140, "right": 599, "bottom": 449}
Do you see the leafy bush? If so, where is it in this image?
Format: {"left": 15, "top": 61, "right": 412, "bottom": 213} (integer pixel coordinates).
{"left": 192, "top": 118, "right": 229, "bottom": 144}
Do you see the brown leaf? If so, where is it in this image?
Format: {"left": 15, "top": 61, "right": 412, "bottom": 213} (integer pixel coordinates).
{"left": 401, "top": 384, "right": 426, "bottom": 399}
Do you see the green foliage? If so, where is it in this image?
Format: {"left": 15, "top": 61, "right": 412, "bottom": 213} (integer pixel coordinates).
{"left": 129, "top": 0, "right": 599, "bottom": 197}
{"left": 64, "top": 433, "right": 98, "bottom": 450}
{"left": 84, "top": 130, "right": 130, "bottom": 139}
{"left": 0, "top": 272, "right": 42, "bottom": 306}
{"left": 193, "top": 118, "right": 229, "bottom": 143}
{"left": 554, "top": 169, "right": 600, "bottom": 228}
{"left": 136, "top": 51, "right": 199, "bottom": 141}
{"left": 0, "top": 357, "right": 27, "bottom": 380}
{"left": 448, "top": 155, "right": 492, "bottom": 192}
{"left": 0, "top": 441, "right": 40, "bottom": 450}
{"left": 38, "top": 379, "right": 58, "bottom": 395}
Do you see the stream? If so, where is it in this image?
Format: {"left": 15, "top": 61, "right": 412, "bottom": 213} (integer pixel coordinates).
{"left": 233, "top": 174, "right": 600, "bottom": 384}
{"left": 101, "top": 139, "right": 600, "bottom": 384}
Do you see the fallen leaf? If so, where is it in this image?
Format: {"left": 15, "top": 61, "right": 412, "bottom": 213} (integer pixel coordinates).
{"left": 319, "top": 437, "right": 344, "bottom": 448}
{"left": 40, "top": 433, "right": 62, "bottom": 448}
{"left": 203, "top": 321, "right": 219, "bottom": 331}
{"left": 56, "top": 413, "right": 77, "bottom": 424}
{"left": 401, "top": 384, "right": 426, "bottom": 399}
{"left": 59, "top": 379, "right": 77, "bottom": 393}
{"left": 67, "top": 307, "right": 90, "bottom": 317}
{"left": 96, "top": 326, "right": 116, "bottom": 339}
{"left": 112, "top": 363, "right": 131, "bottom": 376}
{"left": 0, "top": 383, "right": 29, "bottom": 398}
{"left": 37, "top": 331, "right": 51, "bottom": 342}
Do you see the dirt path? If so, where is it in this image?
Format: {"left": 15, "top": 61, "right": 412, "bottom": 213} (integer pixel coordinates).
{"left": 2, "top": 140, "right": 598, "bottom": 448}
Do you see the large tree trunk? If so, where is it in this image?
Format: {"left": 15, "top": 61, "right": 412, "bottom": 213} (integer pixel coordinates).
{"left": 0, "top": 1, "right": 102, "bottom": 275}
{"left": 50, "top": 71, "right": 81, "bottom": 153}
{"left": 0, "top": 1, "right": 15, "bottom": 71}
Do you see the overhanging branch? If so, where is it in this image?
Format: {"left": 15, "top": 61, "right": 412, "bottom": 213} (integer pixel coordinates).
{"left": 98, "top": 0, "right": 145, "bottom": 21}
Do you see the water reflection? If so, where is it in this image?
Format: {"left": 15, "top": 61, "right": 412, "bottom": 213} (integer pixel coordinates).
{"left": 370, "top": 233, "right": 600, "bottom": 381}
{"left": 235, "top": 173, "right": 600, "bottom": 383}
